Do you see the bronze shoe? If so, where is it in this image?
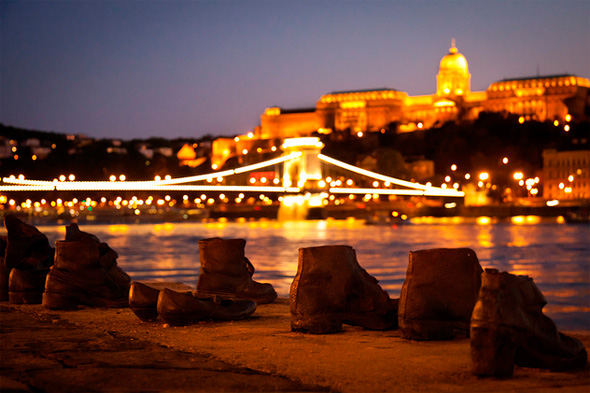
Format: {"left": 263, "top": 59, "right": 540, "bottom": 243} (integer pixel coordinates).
{"left": 157, "top": 288, "right": 256, "bottom": 326}
{"left": 196, "top": 238, "right": 276, "bottom": 304}
{"left": 43, "top": 236, "right": 130, "bottom": 310}
{"left": 290, "top": 245, "right": 397, "bottom": 334}
{"left": 471, "top": 268, "right": 587, "bottom": 377}
{"left": 398, "top": 248, "right": 482, "bottom": 340}
{"left": 129, "top": 281, "right": 193, "bottom": 321}
{"left": 2, "top": 215, "right": 54, "bottom": 304}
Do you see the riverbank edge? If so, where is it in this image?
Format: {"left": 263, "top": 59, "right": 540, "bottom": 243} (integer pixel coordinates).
{"left": 2, "top": 299, "right": 589, "bottom": 393}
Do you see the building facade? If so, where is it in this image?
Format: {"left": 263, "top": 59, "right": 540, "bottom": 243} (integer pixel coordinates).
{"left": 255, "top": 42, "right": 589, "bottom": 138}
{"left": 542, "top": 149, "right": 590, "bottom": 200}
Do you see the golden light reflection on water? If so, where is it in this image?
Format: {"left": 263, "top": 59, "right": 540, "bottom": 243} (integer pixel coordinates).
{"left": 507, "top": 235, "right": 529, "bottom": 247}
{"left": 544, "top": 305, "right": 590, "bottom": 314}
{"left": 511, "top": 215, "right": 541, "bottom": 225}
{"left": 108, "top": 224, "right": 130, "bottom": 233}
{"left": 205, "top": 222, "right": 228, "bottom": 230}
{"left": 153, "top": 223, "right": 175, "bottom": 232}
{"left": 477, "top": 227, "right": 493, "bottom": 248}
{"left": 476, "top": 216, "right": 492, "bottom": 225}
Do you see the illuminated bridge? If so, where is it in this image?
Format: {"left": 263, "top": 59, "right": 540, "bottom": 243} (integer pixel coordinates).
{"left": 1, "top": 137, "right": 463, "bottom": 199}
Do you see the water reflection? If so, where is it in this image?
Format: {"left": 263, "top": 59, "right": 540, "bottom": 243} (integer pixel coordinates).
{"left": 11, "top": 219, "right": 589, "bottom": 331}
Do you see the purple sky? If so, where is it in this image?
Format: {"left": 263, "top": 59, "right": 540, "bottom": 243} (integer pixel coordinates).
{"left": 1, "top": 1, "right": 589, "bottom": 140}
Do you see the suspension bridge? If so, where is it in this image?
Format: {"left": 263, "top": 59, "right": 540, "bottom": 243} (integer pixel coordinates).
{"left": 0, "top": 137, "right": 463, "bottom": 198}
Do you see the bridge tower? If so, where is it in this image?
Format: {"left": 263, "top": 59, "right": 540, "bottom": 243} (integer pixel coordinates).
{"left": 281, "top": 137, "right": 324, "bottom": 190}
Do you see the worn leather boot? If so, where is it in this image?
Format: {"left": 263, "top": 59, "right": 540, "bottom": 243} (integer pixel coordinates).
{"left": 157, "top": 288, "right": 257, "bottom": 326}
{"left": 129, "top": 281, "right": 193, "bottom": 322}
{"left": 196, "top": 238, "right": 277, "bottom": 304}
{"left": 43, "top": 238, "right": 130, "bottom": 310}
{"left": 2, "top": 215, "right": 54, "bottom": 304}
{"left": 9, "top": 268, "right": 51, "bottom": 304}
{"left": 65, "top": 223, "right": 132, "bottom": 291}
{"left": 398, "top": 248, "right": 483, "bottom": 340}
{"left": 471, "top": 268, "right": 587, "bottom": 377}
{"left": 290, "top": 245, "right": 398, "bottom": 334}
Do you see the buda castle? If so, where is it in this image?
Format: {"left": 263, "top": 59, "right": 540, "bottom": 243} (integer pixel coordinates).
{"left": 211, "top": 42, "right": 589, "bottom": 168}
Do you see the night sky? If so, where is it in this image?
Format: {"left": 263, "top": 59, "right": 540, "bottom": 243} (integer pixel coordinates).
{"left": 1, "top": 1, "right": 589, "bottom": 140}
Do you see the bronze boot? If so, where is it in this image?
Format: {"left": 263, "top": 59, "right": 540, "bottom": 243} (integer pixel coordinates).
{"left": 157, "top": 288, "right": 257, "bottom": 326}
{"left": 471, "top": 268, "right": 587, "bottom": 377}
{"left": 129, "top": 281, "right": 193, "bottom": 322}
{"left": 398, "top": 248, "right": 483, "bottom": 340}
{"left": 290, "top": 245, "right": 398, "bottom": 334}
{"left": 196, "top": 238, "right": 277, "bottom": 304}
{"left": 43, "top": 239, "right": 130, "bottom": 310}
{"left": 3, "top": 215, "right": 54, "bottom": 304}
{"left": 65, "top": 223, "right": 131, "bottom": 291}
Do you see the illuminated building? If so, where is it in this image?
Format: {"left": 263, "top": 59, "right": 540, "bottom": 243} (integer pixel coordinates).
{"left": 177, "top": 143, "right": 206, "bottom": 167}
{"left": 252, "top": 41, "right": 589, "bottom": 139}
{"left": 542, "top": 149, "right": 590, "bottom": 200}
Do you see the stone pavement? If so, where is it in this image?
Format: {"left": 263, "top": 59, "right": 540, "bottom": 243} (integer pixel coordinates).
{"left": 0, "top": 305, "right": 329, "bottom": 392}
{"left": 1, "top": 299, "right": 589, "bottom": 393}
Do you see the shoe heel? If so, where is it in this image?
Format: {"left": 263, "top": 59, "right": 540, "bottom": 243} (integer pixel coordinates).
{"left": 42, "top": 291, "right": 80, "bottom": 310}
{"left": 159, "top": 313, "right": 197, "bottom": 327}
{"left": 291, "top": 314, "right": 343, "bottom": 334}
{"left": 471, "top": 326, "right": 517, "bottom": 377}
{"left": 131, "top": 307, "right": 158, "bottom": 322}
{"left": 9, "top": 291, "right": 43, "bottom": 304}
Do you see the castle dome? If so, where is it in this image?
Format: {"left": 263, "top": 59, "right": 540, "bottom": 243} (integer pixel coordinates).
{"left": 439, "top": 40, "right": 469, "bottom": 74}
{"left": 436, "top": 39, "right": 471, "bottom": 96}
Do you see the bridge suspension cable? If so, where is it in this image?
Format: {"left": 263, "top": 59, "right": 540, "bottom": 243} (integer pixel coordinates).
{"left": 0, "top": 152, "right": 302, "bottom": 192}
{"left": 318, "top": 154, "right": 464, "bottom": 197}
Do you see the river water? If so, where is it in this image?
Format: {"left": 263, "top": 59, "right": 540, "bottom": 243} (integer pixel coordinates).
{"left": 29, "top": 218, "right": 590, "bottom": 331}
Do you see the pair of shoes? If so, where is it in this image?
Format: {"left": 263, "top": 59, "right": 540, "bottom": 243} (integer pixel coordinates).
{"left": 128, "top": 237, "right": 273, "bottom": 325}
{"left": 196, "top": 238, "right": 277, "bottom": 304}
{"left": 290, "top": 245, "right": 398, "bottom": 334}
{"left": 471, "top": 268, "right": 587, "bottom": 377}
{"left": 129, "top": 281, "right": 256, "bottom": 326}
{"left": 289, "top": 246, "right": 479, "bottom": 336}
{"left": 42, "top": 223, "right": 131, "bottom": 310}
{"left": 1, "top": 215, "right": 54, "bottom": 304}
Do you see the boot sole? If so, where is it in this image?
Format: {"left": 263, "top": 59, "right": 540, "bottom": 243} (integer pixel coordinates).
{"left": 159, "top": 312, "right": 207, "bottom": 327}
{"left": 130, "top": 306, "right": 158, "bottom": 322}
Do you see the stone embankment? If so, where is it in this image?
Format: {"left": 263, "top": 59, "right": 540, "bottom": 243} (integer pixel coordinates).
{"left": 2, "top": 299, "right": 589, "bottom": 393}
